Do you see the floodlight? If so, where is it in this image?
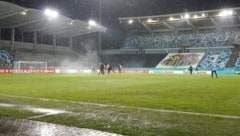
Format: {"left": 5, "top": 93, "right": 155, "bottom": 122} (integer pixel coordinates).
{"left": 68, "top": 20, "right": 74, "bottom": 25}
{"left": 183, "top": 13, "right": 190, "bottom": 19}
{"left": 147, "top": 19, "right": 153, "bottom": 23}
{"left": 169, "top": 17, "right": 179, "bottom": 21}
{"left": 20, "top": 9, "right": 27, "bottom": 15}
{"left": 193, "top": 15, "right": 198, "bottom": 19}
{"left": 169, "top": 17, "right": 174, "bottom": 21}
{"left": 147, "top": 18, "right": 157, "bottom": 23}
{"left": 193, "top": 14, "right": 206, "bottom": 19}
{"left": 218, "top": 9, "right": 234, "bottom": 17}
{"left": 128, "top": 19, "right": 133, "bottom": 24}
{"left": 44, "top": 9, "right": 58, "bottom": 18}
{"left": 88, "top": 20, "right": 97, "bottom": 26}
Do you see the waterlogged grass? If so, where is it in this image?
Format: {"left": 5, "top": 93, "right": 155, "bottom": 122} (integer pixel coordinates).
{"left": 0, "top": 107, "right": 41, "bottom": 119}
{"left": 0, "top": 74, "right": 240, "bottom": 135}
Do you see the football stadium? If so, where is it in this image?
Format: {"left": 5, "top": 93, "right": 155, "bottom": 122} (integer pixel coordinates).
{"left": 1, "top": 0, "right": 240, "bottom": 135}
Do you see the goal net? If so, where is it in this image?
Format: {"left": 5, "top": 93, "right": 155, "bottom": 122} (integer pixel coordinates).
{"left": 14, "top": 61, "right": 47, "bottom": 70}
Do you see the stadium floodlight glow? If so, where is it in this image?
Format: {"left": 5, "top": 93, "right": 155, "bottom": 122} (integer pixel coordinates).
{"left": 218, "top": 9, "right": 234, "bottom": 17}
{"left": 20, "top": 9, "right": 27, "bottom": 15}
{"left": 201, "top": 13, "right": 205, "bottom": 17}
{"left": 68, "top": 20, "right": 74, "bottom": 25}
{"left": 169, "top": 17, "right": 180, "bottom": 21}
{"left": 44, "top": 8, "right": 58, "bottom": 19}
{"left": 193, "top": 14, "right": 205, "bottom": 19}
{"left": 147, "top": 18, "right": 153, "bottom": 22}
{"left": 147, "top": 18, "right": 157, "bottom": 23}
{"left": 88, "top": 20, "right": 97, "bottom": 26}
{"left": 169, "top": 17, "right": 174, "bottom": 21}
{"left": 183, "top": 13, "right": 190, "bottom": 19}
{"left": 128, "top": 19, "right": 133, "bottom": 24}
{"left": 193, "top": 14, "right": 198, "bottom": 19}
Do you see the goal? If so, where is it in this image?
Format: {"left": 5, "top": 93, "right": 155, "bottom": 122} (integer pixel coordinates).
{"left": 14, "top": 61, "right": 47, "bottom": 70}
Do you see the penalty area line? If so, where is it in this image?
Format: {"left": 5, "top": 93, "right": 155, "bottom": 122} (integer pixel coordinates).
{"left": 0, "top": 93, "right": 240, "bottom": 120}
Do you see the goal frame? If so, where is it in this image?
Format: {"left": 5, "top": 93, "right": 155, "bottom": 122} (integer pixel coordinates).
{"left": 14, "top": 61, "right": 47, "bottom": 70}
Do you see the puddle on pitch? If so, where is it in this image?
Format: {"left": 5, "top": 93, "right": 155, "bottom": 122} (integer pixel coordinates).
{"left": 0, "top": 103, "right": 68, "bottom": 117}
{"left": 0, "top": 117, "right": 122, "bottom": 136}
{"left": 0, "top": 103, "right": 15, "bottom": 107}
{"left": 0, "top": 103, "right": 122, "bottom": 136}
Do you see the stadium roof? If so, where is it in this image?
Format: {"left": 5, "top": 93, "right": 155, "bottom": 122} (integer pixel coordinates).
{"left": 0, "top": 1, "right": 106, "bottom": 37}
{"left": 118, "top": 8, "right": 240, "bottom": 34}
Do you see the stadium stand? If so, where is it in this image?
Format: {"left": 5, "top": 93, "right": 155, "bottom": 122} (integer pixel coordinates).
{"left": 199, "top": 49, "right": 232, "bottom": 69}
{"left": 122, "top": 31, "right": 239, "bottom": 49}
{"left": 0, "top": 47, "right": 15, "bottom": 68}
{"left": 111, "top": 8, "right": 240, "bottom": 69}
{"left": 0, "top": 48, "right": 15, "bottom": 63}
{"left": 235, "top": 53, "right": 240, "bottom": 68}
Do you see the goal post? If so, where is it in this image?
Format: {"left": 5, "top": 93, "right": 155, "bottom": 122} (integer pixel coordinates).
{"left": 14, "top": 61, "right": 47, "bottom": 70}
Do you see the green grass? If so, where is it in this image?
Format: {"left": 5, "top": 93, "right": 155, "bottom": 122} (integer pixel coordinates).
{"left": 0, "top": 74, "right": 240, "bottom": 135}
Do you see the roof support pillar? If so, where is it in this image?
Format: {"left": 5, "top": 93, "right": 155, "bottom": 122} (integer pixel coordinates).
{"left": 40, "top": 35, "right": 43, "bottom": 44}
{"left": 53, "top": 35, "right": 56, "bottom": 48}
{"left": 69, "top": 37, "right": 73, "bottom": 50}
{"left": 11, "top": 27, "right": 15, "bottom": 50}
{"left": 57, "top": 37, "right": 60, "bottom": 46}
{"left": 98, "top": 32, "right": 102, "bottom": 55}
{"left": 21, "top": 32, "right": 23, "bottom": 42}
{"left": 33, "top": 31, "right": 37, "bottom": 50}
{"left": 0, "top": 29, "right": 1, "bottom": 40}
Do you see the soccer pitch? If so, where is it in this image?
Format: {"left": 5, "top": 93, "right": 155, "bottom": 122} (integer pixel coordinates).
{"left": 0, "top": 74, "right": 240, "bottom": 135}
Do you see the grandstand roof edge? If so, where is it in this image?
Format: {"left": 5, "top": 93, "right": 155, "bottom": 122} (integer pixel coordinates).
{"left": 118, "top": 7, "right": 240, "bottom": 20}
{"left": 0, "top": 1, "right": 107, "bottom": 37}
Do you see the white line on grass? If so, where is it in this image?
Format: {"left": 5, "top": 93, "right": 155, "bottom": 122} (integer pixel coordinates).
{"left": 1, "top": 93, "right": 240, "bottom": 120}
{"left": 0, "top": 102, "right": 69, "bottom": 119}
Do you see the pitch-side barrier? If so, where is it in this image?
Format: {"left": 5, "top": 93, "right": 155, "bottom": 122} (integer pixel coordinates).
{"left": 0, "top": 68, "right": 238, "bottom": 75}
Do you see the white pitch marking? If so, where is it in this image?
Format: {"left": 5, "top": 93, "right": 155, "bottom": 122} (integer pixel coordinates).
{"left": 0, "top": 93, "right": 240, "bottom": 120}
{"left": 0, "top": 103, "right": 15, "bottom": 107}
{"left": 0, "top": 101, "right": 69, "bottom": 119}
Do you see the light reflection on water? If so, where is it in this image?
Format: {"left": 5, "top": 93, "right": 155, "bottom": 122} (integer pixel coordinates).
{"left": 0, "top": 103, "right": 15, "bottom": 107}
{"left": 0, "top": 117, "right": 122, "bottom": 136}
{"left": 23, "top": 107, "right": 67, "bottom": 115}
{"left": 0, "top": 103, "right": 122, "bottom": 136}
{"left": 0, "top": 103, "right": 68, "bottom": 116}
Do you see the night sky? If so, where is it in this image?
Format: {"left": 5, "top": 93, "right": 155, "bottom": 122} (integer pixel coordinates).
{"left": 3, "top": 0, "right": 240, "bottom": 47}
{"left": 4, "top": 0, "right": 240, "bottom": 27}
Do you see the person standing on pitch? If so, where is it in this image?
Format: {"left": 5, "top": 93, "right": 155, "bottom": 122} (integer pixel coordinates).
{"left": 91, "top": 64, "right": 97, "bottom": 74}
{"left": 107, "top": 63, "right": 113, "bottom": 74}
{"left": 118, "top": 64, "right": 122, "bottom": 74}
{"left": 211, "top": 58, "right": 218, "bottom": 78}
{"left": 188, "top": 65, "right": 193, "bottom": 74}
{"left": 99, "top": 63, "right": 105, "bottom": 75}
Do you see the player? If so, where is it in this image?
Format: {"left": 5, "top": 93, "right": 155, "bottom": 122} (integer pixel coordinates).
{"left": 118, "top": 64, "right": 123, "bottom": 74}
{"left": 91, "top": 64, "right": 97, "bottom": 74}
{"left": 211, "top": 58, "right": 218, "bottom": 78}
{"left": 99, "top": 63, "right": 105, "bottom": 75}
{"left": 188, "top": 65, "right": 193, "bottom": 74}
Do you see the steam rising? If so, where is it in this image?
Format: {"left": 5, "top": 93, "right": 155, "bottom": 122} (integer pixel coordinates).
{"left": 60, "top": 51, "right": 100, "bottom": 70}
